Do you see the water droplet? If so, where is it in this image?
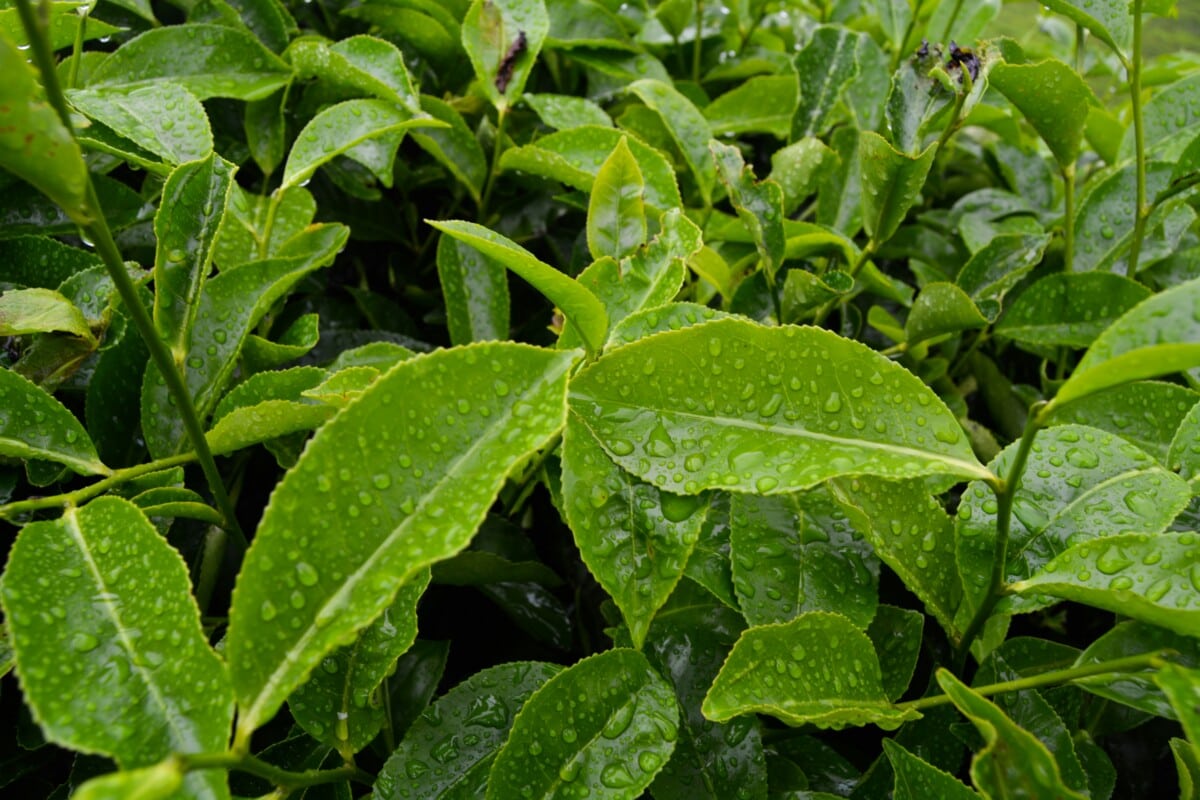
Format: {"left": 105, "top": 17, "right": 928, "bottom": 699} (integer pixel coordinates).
{"left": 600, "top": 762, "right": 636, "bottom": 788}
{"left": 296, "top": 562, "right": 319, "bottom": 586}
{"left": 260, "top": 600, "right": 278, "bottom": 621}
{"left": 71, "top": 633, "right": 99, "bottom": 652}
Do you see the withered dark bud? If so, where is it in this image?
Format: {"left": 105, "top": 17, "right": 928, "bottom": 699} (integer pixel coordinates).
{"left": 495, "top": 30, "right": 527, "bottom": 93}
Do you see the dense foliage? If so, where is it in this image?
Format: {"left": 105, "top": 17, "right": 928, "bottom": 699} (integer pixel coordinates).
{"left": 0, "top": 0, "right": 1199, "bottom": 797}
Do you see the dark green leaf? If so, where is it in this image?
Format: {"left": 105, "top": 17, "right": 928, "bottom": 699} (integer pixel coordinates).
{"left": 626, "top": 79, "right": 716, "bottom": 205}
{"left": 412, "top": 95, "right": 488, "bottom": 204}
{"left": 0, "top": 367, "right": 106, "bottom": 476}
{"left": 1072, "top": 620, "right": 1200, "bottom": 718}
{"left": 524, "top": 93, "right": 613, "bottom": 130}
{"left": 859, "top": 131, "right": 937, "bottom": 246}
{"left": 67, "top": 84, "right": 212, "bottom": 166}
{"left": 883, "top": 740, "right": 980, "bottom": 800}
{"left": 868, "top": 606, "right": 924, "bottom": 702}
{"left": 997, "top": 273, "right": 1152, "bottom": 348}
{"left": 990, "top": 59, "right": 1093, "bottom": 169}
{"left": 711, "top": 141, "right": 786, "bottom": 282}
{"left": 437, "top": 233, "right": 511, "bottom": 346}
{"left": 792, "top": 26, "right": 861, "bottom": 140}
{"left": 956, "top": 233, "right": 1051, "bottom": 304}
{"left": 1043, "top": 381, "right": 1198, "bottom": 464}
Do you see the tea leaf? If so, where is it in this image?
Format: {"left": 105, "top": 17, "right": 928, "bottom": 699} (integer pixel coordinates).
{"left": 711, "top": 141, "right": 786, "bottom": 282}
{"left": 562, "top": 416, "right": 707, "bottom": 648}
{"left": 374, "top": 661, "right": 563, "bottom": 799}
{"left": 462, "top": 0, "right": 550, "bottom": 111}
{"left": 1072, "top": 620, "right": 1200, "bottom": 718}
{"left": 287, "top": 35, "right": 421, "bottom": 113}
{"left": 412, "top": 95, "right": 488, "bottom": 204}
{"left": 859, "top": 132, "right": 937, "bottom": 246}
{"left": 883, "top": 740, "right": 980, "bottom": 800}
{"left": 0, "top": 498, "right": 232, "bottom": 799}
{"left": 1155, "top": 664, "right": 1200, "bottom": 746}
{"left": 628, "top": 79, "right": 716, "bottom": 205}
{"left": 792, "top": 26, "right": 861, "bottom": 140}
{"left": 997, "top": 273, "right": 1152, "bottom": 348}
{"left": 905, "top": 282, "right": 987, "bottom": 346}
{"left": 0, "top": 287, "right": 94, "bottom": 341}
{"left": 587, "top": 137, "right": 647, "bottom": 261}
{"left": 68, "top": 83, "right": 212, "bottom": 166}
{"left": 867, "top": 606, "right": 924, "bottom": 702}
{"left": 569, "top": 318, "right": 990, "bottom": 496}
{"left": 72, "top": 761, "right": 184, "bottom": 800}
{"left": 87, "top": 24, "right": 292, "bottom": 100}
{"left": 1073, "top": 161, "right": 1178, "bottom": 273}
{"left": 0, "top": 367, "right": 106, "bottom": 476}
{"left": 1043, "top": 381, "right": 1198, "bottom": 463}
{"left": 226, "top": 343, "right": 578, "bottom": 737}
{"left": 956, "top": 232, "right": 1051, "bottom": 303}
{"left": 427, "top": 219, "right": 608, "bottom": 353}
{"left": 1009, "top": 532, "right": 1200, "bottom": 637}
{"left": 705, "top": 76, "right": 797, "bottom": 139}
{"left": 702, "top": 612, "right": 919, "bottom": 729}
{"left": 525, "top": 93, "right": 614, "bottom": 130}
{"left": 990, "top": 59, "right": 1093, "bottom": 169}
{"left": 488, "top": 648, "right": 677, "bottom": 799}
{"left": 437, "top": 233, "right": 511, "bottom": 345}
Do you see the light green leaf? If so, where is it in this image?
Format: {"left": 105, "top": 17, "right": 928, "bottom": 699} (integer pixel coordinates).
{"left": 226, "top": 343, "right": 578, "bottom": 739}
{"left": 67, "top": 84, "right": 212, "bottom": 165}
{"left": 525, "top": 92, "right": 613, "bottom": 130}
{"left": 1009, "top": 532, "right": 1200, "bottom": 637}
{"left": 1072, "top": 620, "right": 1200, "bottom": 718}
{"left": 499, "top": 125, "right": 682, "bottom": 211}
{"left": 214, "top": 184, "right": 316, "bottom": 268}
{"left": 242, "top": 313, "right": 321, "bottom": 373}
{"left": 874, "top": 0, "right": 914, "bottom": 51}
{"left": 569, "top": 318, "right": 990, "bottom": 496}
{"left": 957, "top": 425, "right": 1191, "bottom": 620}
{"left": 711, "top": 140, "right": 786, "bottom": 283}
{"left": 0, "top": 367, "right": 106, "bottom": 476}
{"left": 997, "top": 272, "right": 1152, "bottom": 348}
{"left": 152, "top": 154, "right": 236, "bottom": 358}
{"left": 704, "top": 75, "right": 797, "bottom": 139}
{"left": 282, "top": 99, "right": 443, "bottom": 190}
{"left": 830, "top": 476, "right": 963, "bottom": 640}
{"left": 884, "top": 740, "right": 981, "bottom": 800}
{"left": 426, "top": 219, "right": 608, "bottom": 354}
{"left": 792, "top": 26, "right": 862, "bottom": 139}
{"left": 702, "top": 612, "right": 920, "bottom": 729}
{"left": 142, "top": 224, "right": 349, "bottom": 457}
{"left": 72, "top": 761, "right": 185, "bottom": 800}
{"left": 290, "top": 570, "right": 430, "bottom": 754}
{"left": 1050, "top": 276, "right": 1200, "bottom": 411}
{"left": 562, "top": 416, "right": 707, "bottom": 648}
{"left": 627, "top": 79, "right": 716, "bottom": 205}
{"left": 0, "top": 3, "right": 122, "bottom": 51}
{"left": 287, "top": 34, "right": 421, "bottom": 114}
{"left": 729, "top": 488, "right": 877, "bottom": 628}
{"left": 781, "top": 269, "right": 852, "bottom": 322}
{"left": 437, "top": 232, "right": 511, "bottom": 345}
{"left": 926, "top": 0, "right": 1001, "bottom": 44}
{"left": 462, "top": 0, "right": 549, "bottom": 111}
{"left": 1171, "top": 400, "right": 1200, "bottom": 480}
{"left": 374, "top": 661, "right": 563, "bottom": 799}
{"left": 1044, "top": 381, "right": 1197, "bottom": 464}
{"left": 1037, "top": 0, "right": 1129, "bottom": 58}
{"left": 956, "top": 232, "right": 1050, "bottom": 304}
{"left": 990, "top": 59, "right": 1093, "bottom": 169}
{"left": 487, "top": 648, "right": 677, "bottom": 800}
{"left": 1173, "top": 738, "right": 1200, "bottom": 800}
{"left": 606, "top": 302, "right": 732, "bottom": 351}
{"left": 886, "top": 55, "right": 956, "bottom": 155}
{"left": 859, "top": 131, "right": 937, "bottom": 246}
{"left": 905, "top": 282, "right": 986, "bottom": 346}
{"left": 936, "top": 669, "right": 1087, "bottom": 800}
{"left": 87, "top": 24, "right": 292, "bottom": 100}
{"left": 1125, "top": 73, "right": 1200, "bottom": 163}
{"left": 0, "top": 288, "right": 94, "bottom": 341}
{"left": 1156, "top": 665, "right": 1200, "bottom": 746}
{"left": 587, "top": 137, "right": 647, "bottom": 261}
{"left": 770, "top": 138, "right": 836, "bottom": 214}
{"left": 412, "top": 95, "right": 488, "bottom": 204}
{"left": 0, "top": 498, "right": 232, "bottom": 799}
{"left": 0, "top": 33, "right": 91, "bottom": 225}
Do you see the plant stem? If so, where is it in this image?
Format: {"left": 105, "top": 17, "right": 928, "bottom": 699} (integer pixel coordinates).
{"left": 177, "top": 751, "right": 372, "bottom": 792}
{"left": 942, "top": 0, "right": 964, "bottom": 42}
{"left": 1062, "top": 163, "right": 1076, "bottom": 272}
{"left": 68, "top": 7, "right": 85, "bottom": 89}
{"left": 480, "top": 107, "right": 509, "bottom": 217}
{"left": 15, "top": 0, "right": 245, "bottom": 545}
{"left": 692, "top": 0, "right": 704, "bottom": 83}
{"left": 898, "top": 651, "right": 1171, "bottom": 713}
{"left": 953, "top": 404, "right": 1044, "bottom": 669}
{"left": 1128, "top": 0, "right": 1148, "bottom": 275}
{"left": 0, "top": 453, "right": 198, "bottom": 519}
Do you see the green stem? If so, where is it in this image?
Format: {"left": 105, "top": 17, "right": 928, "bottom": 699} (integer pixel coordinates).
{"left": 176, "top": 751, "right": 372, "bottom": 793}
{"left": 810, "top": 240, "right": 876, "bottom": 327}
{"left": 258, "top": 189, "right": 284, "bottom": 259}
{"left": 0, "top": 453, "right": 198, "bottom": 519}
{"left": 1128, "top": 0, "right": 1148, "bottom": 275}
{"left": 692, "top": 0, "right": 704, "bottom": 83}
{"left": 1073, "top": 23, "right": 1086, "bottom": 75}
{"left": 479, "top": 107, "right": 509, "bottom": 217}
{"left": 953, "top": 404, "right": 1044, "bottom": 669}
{"left": 942, "top": 0, "right": 964, "bottom": 42}
{"left": 68, "top": 7, "right": 85, "bottom": 89}
{"left": 14, "top": 0, "right": 245, "bottom": 547}
{"left": 898, "top": 651, "right": 1171, "bottom": 713}
{"left": 1062, "top": 163, "right": 1076, "bottom": 272}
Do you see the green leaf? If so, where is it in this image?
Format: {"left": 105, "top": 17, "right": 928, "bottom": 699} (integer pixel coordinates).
{"left": 0, "top": 287, "right": 94, "bottom": 341}
{"left": 287, "top": 35, "right": 421, "bottom": 114}
{"left": 437, "top": 233, "right": 511, "bottom": 345}
{"left": 859, "top": 131, "right": 937, "bottom": 246}
{"left": 282, "top": 99, "right": 443, "bottom": 190}
{"left": 936, "top": 669, "right": 1088, "bottom": 800}
{"left": 67, "top": 84, "right": 213, "bottom": 166}
{"left": 0, "top": 33, "right": 91, "bottom": 225}
{"left": 926, "top": 0, "right": 1000, "bottom": 43}
{"left": 792, "top": 26, "right": 861, "bottom": 140}
{"left": 525, "top": 92, "right": 613, "bottom": 130}
{"left": 957, "top": 425, "right": 1191, "bottom": 620}
{"left": 1173, "top": 738, "right": 1200, "bottom": 800}
{"left": 997, "top": 272, "right": 1152, "bottom": 348}
{"left": 462, "top": 0, "right": 550, "bottom": 111}
{"left": 1073, "top": 161, "right": 1178, "bottom": 273}
{"left": 206, "top": 367, "right": 334, "bottom": 456}
{"left": 1044, "top": 381, "right": 1198, "bottom": 464}
{"left": 683, "top": 496, "right": 738, "bottom": 610}
{"left": 226, "top": 343, "right": 578, "bottom": 738}
{"left": 989, "top": 59, "right": 1093, "bottom": 169}
{"left": 487, "top": 648, "right": 677, "bottom": 800}
{"left": 781, "top": 269, "right": 853, "bottom": 322}
{"left": 0, "top": 498, "right": 232, "bottom": 799}
{"left": 562, "top": 416, "right": 707, "bottom": 648}
{"left": 643, "top": 590, "right": 768, "bottom": 800}
{"left": 499, "top": 125, "right": 682, "bottom": 211}
{"left": 1156, "top": 665, "right": 1200, "bottom": 747}
{"left": 86, "top": 24, "right": 292, "bottom": 100}
{"left": 587, "top": 137, "right": 647, "bottom": 261}
{"left": 214, "top": 184, "right": 316, "bottom": 267}
{"left": 1037, "top": 0, "right": 1129, "bottom": 58}
{"left": 1126, "top": 73, "right": 1200, "bottom": 162}
{"left": 152, "top": 154, "right": 236, "bottom": 358}
{"left": 243, "top": 313, "right": 321, "bottom": 373}
{"left": 729, "top": 488, "right": 878, "bottom": 628}
{"left": 830, "top": 477, "right": 963, "bottom": 641}
{"left": 289, "top": 570, "right": 430, "bottom": 754}
{"left": 1050, "top": 276, "right": 1200, "bottom": 410}
{"left": 711, "top": 141, "right": 786, "bottom": 283}
{"left": 426, "top": 220, "right": 608, "bottom": 354}
{"left": 0, "top": 3, "right": 122, "bottom": 51}
{"left": 1009, "top": 532, "right": 1200, "bottom": 637}
{"left": 705, "top": 76, "right": 797, "bottom": 139}
{"left": 905, "top": 282, "right": 987, "bottom": 346}
{"left": 1072, "top": 620, "right": 1200, "bottom": 718}
{"left": 412, "top": 95, "right": 488, "bottom": 204}
{"left": 142, "top": 224, "right": 349, "bottom": 457}
{"left": 868, "top": 605, "right": 925, "bottom": 702}
{"left": 626, "top": 79, "right": 716, "bottom": 206}
{"left": 0, "top": 367, "right": 106, "bottom": 476}
{"left": 374, "top": 661, "right": 563, "bottom": 799}
{"left": 883, "top": 740, "right": 981, "bottom": 800}
{"left": 956, "top": 232, "right": 1051, "bottom": 304}
{"left": 1171, "top": 400, "right": 1200, "bottom": 480}
{"left": 71, "top": 761, "right": 185, "bottom": 800}
{"left": 569, "top": 318, "right": 990, "bottom": 496}
{"left": 770, "top": 138, "right": 836, "bottom": 214}
{"left": 702, "top": 612, "right": 920, "bottom": 729}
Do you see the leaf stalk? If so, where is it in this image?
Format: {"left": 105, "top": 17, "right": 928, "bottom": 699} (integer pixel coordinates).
{"left": 176, "top": 751, "right": 372, "bottom": 794}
